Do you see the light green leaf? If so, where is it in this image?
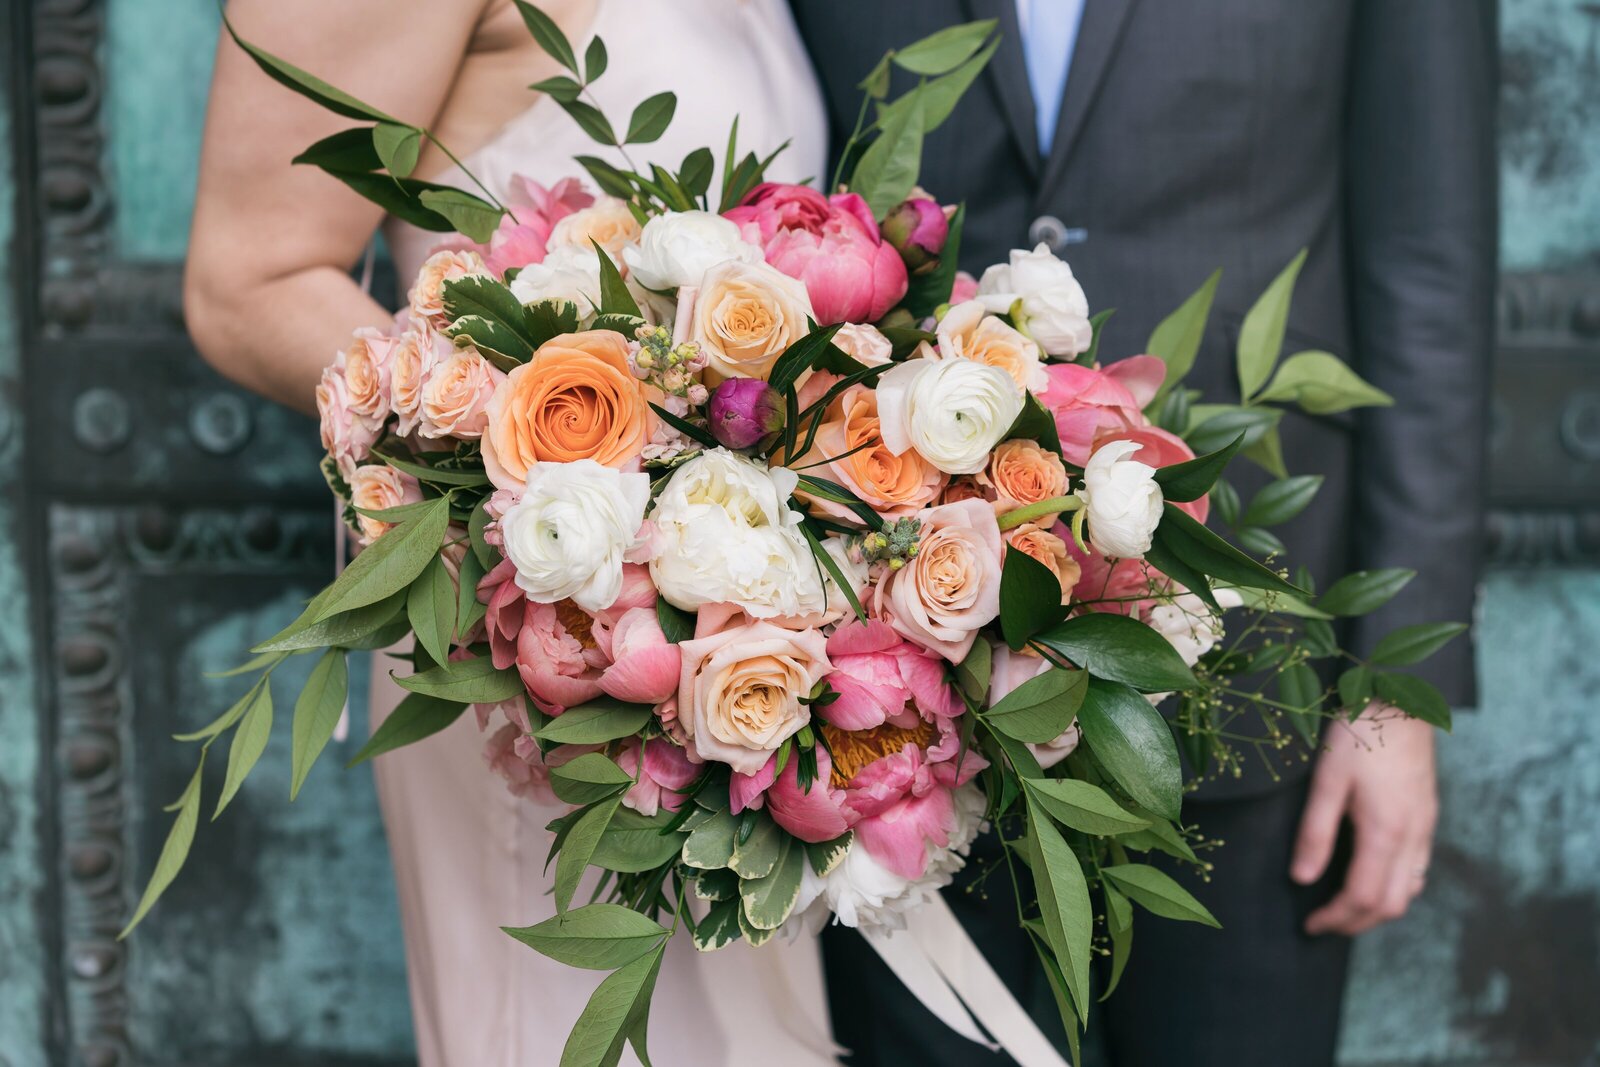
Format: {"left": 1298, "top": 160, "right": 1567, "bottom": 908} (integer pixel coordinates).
{"left": 556, "top": 796, "right": 622, "bottom": 914}
{"left": 1075, "top": 678, "right": 1183, "bottom": 821}
{"left": 1241, "top": 424, "right": 1289, "bottom": 478}
{"left": 372, "top": 122, "right": 422, "bottom": 179}
{"left": 1101, "top": 863, "right": 1220, "bottom": 927}
{"left": 1370, "top": 622, "right": 1468, "bottom": 668}
{"left": 406, "top": 555, "right": 457, "bottom": 668}
{"left": 550, "top": 752, "right": 635, "bottom": 806}
{"left": 347, "top": 693, "right": 467, "bottom": 766}
{"left": 1027, "top": 801, "right": 1093, "bottom": 1023}
{"left": 625, "top": 91, "right": 677, "bottom": 144}
{"left": 311, "top": 496, "right": 451, "bottom": 623}
{"left": 851, "top": 84, "right": 925, "bottom": 219}
{"left": 1101, "top": 884, "right": 1134, "bottom": 1000}
{"left": 1023, "top": 778, "right": 1150, "bottom": 836}
{"left": 395, "top": 655, "right": 524, "bottom": 704}
{"left": 1145, "top": 269, "right": 1220, "bottom": 401}
{"left": 120, "top": 756, "right": 206, "bottom": 937}
{"left": 892, "top": 19, "right": 996, "bottom": 74}
{"left": 876, "top": 38, "right": 998, "bottom": 135}
{"left": 289, "top": 648, "right": 349, "bottom": 800}
{"left": 205, "top": 651, "right": 287, "bottom": 679}
{"left": 223, "top": 15, "right": 399, "bottom": 122}
{"left": 416, "top": 188, "right": 504, "bottom": 243}
{"left": 535, "top": 699, "right": 654, "bottom": 745}
{"left": 174, "top": 676, "right": 266, "bottom": 742}
{"left": 214, "top": 682, "right": 273, "bottom": 818}
{"left": 590, "top": 807, "right": 686, "bottom": 873}
{"left": 984, "top": 667, "right": 1087, "bottom": 744}
{"left": 1236, "top": 249, "right": 1306, "bottom": 400}
{"left": 504, "top": 903, "right": 666, "bottom": 971}
{"left": 559, "top": 941, "right": 664, "bottom": 1067}
{"left": 253, "top": 588, "right": 407, "bottom": 654}
{"left": 739, "top": 837, "right": 805, "bottom": 930}
{"left": 1256, "top": 351, "right": 1394, "bottom": 414}
{"left": 859, "top": 53, "right": 892, "bottom": 99}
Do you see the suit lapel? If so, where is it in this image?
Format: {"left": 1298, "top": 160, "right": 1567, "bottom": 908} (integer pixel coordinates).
{"left": 1038, "top": 0, "right": 1142, "bottom": 195}
{"left": 961, "top": 0, "right": 1042, "bottom": 175}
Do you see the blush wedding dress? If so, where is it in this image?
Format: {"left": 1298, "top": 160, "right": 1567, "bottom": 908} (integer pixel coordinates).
{"left": 374, "top": 1, "right": 837, "bottom": 1063}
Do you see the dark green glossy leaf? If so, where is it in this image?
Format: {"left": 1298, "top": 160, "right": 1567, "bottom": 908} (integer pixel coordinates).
{"left": 1369, "top": 622, "right": 1468, "bottom": 667}
{"left": 223, "top": 15, "right": 398, "bottom": 122}
{"left": 1153, "top": 503, "right": 1303, "bottom": 597}
{"left": 1000, "top": 546, "right": 1067, "bottom": 650}
{"left": 513, "top": 0, "right": 580, "bottom": 73}
{"left": 1373, "top": 673, "right": 1452, "bottom": 731}
{"left": 347, "top": 693, "right": 467, "bottom": 767}
{"left": 900, "top": 203, "right": 964, "bottom": 318}
{"left": 625, "top": 91, "right": 677, "bottom": 144}
{"left": 1153, "top": 433, "right": 1245, "bottom": 503}
{"left": 1242, "top": 475, "right": 1323, "bottom": 527}
{"left": 1024, "top": 778, "right": 1149, "bottom": 836}
{"left": 1075, "top": 678, "right": 1183, "bottom": 820}
{"left": 1315, "top": 568, "right": 1415, "bottom": 617}
{"left": 1002, "top": 390, "right": 1064, "bottom": 457}
{"left": 1033, "top": 612, "right": 1197, "bottom": 693}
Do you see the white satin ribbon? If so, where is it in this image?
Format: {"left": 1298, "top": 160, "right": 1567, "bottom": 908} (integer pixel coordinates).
{"left": 862, "top": 895, "right": 1070, "bottom": 1067}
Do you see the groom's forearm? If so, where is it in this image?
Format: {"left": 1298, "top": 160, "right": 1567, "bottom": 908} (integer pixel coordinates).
{"left": 1341, "top": 0, "right": 1498, "bottom": 707}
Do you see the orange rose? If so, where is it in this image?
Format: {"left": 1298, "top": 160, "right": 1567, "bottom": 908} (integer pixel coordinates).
{"left": 985, "top": 438, "right": 1070, "bottom": 518}
{"left": 789, "top": 384, "right": 946, "bottom": 521}
{"left": 1004, "top": 523, "right": 1080, "bottom": 604}
{"left": 482, "top": 331, "right": 656, "bottom": 491}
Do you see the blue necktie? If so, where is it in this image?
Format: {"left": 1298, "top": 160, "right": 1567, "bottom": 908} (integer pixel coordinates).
{"left": 1020, "top": 0, "right": 1085, "bottom": 156}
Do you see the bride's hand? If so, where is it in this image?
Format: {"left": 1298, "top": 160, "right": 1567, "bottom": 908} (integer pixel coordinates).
{"left": 1289, "top": 709, "right": 1438, "bottom": 936}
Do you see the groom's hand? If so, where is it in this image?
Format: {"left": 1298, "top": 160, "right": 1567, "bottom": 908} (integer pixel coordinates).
{"left": 1290, "top": 709, "right": 1438, "bottom": 936}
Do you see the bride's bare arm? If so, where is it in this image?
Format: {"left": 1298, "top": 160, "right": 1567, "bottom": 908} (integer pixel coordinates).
{"left": 184, "top": 0, "right": 488, "bottom": 415}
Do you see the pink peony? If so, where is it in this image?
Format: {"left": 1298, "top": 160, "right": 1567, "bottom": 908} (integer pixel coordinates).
{"left": 483, "top": 722, "right": 552, "bottom": 802}
{"left": 593, "top": 606, "right": 681, "bottom": 706}
{"left": 616, "top": 737, "right": 700, "bottom": 817}
{"left": 822, "top": 617, "right": 962, "bottom": 731}
{"left": 482, "top": 176, "right": 595, "bottom": 277}
{"left": 1038, "top": 355, "right": 1168, "bottom": 467}
{"left": 950, "top": 270, "right": 979, "bottom": 304}
{"left": 726, "top": 183, "right": 908, "bottom": 325}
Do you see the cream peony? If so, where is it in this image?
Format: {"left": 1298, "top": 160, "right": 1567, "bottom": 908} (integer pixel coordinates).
{"left": 691, "top": 259, "right": 815, "bottom": 381}
{"left": 648, "top": 449, "right": 823, "bottom": 618}
{"left": 508, "top": 244, "right": 604, "bottom": 316}
{"left": 497, "top": 459, "right": 651, "bottom": 612}
{"left": 677, "top": 620, "right": 831, "bottom": 775}
{"left": 833, "top": 322, "right": 894, "bottom": 367}
{"left": 623, "top": 210, "right": 761, "bottom": 291}
{"left": 976, "top": 243, "right": 1093, "bottom": 359}
{"left": 1080, "top": 439, "right": 1165, "bottom": 559}
{"left": 876, "top": 357, "right": 1024, "bottom": 476}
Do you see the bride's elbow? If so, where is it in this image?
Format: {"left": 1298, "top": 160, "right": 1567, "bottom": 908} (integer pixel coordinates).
{"left": 183, "top": 253, "right": 248, "bottom": 384}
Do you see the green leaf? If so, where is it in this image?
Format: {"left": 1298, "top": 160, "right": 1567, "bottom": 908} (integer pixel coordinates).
{"left": 371, "top": 122, "right": 422, "bottom": 179}
{"left": 876, "top": 37, "right": 998, "bottom": 135}
{"left": 1101, "top": 863, "right": 1220, "bottom": 927}
{"left": 805, "top": 833, "right": 852, "bottom": 877}
{"left": 513, "top": 0, "right": 580, "bottom": 73}
{"left": 655, "top": 599, "right": 695, "bottom": 644}
{"left": 1101, "top": 885, "right": 1134, "bottom": 1000}
{"left": 1153, "top": 433, "right": 1245, "bottom": 504}
{"left": 678, "top": 147, "right": 714, "bottom": 200}
{"left": 728, "top": 813, "right": 782, "bottom": 879}
{"left": 443, "top": 275, "right": 538, "bottom": 350}
{"left": 1002, "top": 390, "right": 1064, "bottom": 457}
{"left": 1184, "top": 405, "right": 1281, "bottom": 456}
{"left": 1024, "top": 778, "right": 1150, "bottom": 836}
{"left": 1277, "top": 662, "right": 1323, "bottom": 746}
{"left": 739, "top": 837, "right": 805, "bottom": 929}
{"left": 1338, "top": 666, "right": 1375, "bottom": 716}
{"left": 1237, "top": 525, "right": 1287, "bottom": 558}
{"left": 1303, "top": 617, "right": 1339, "bottom": 658}
{"left": 859, "top": 52, "right": 892, "bottom": 98}
{"left": 1370, "top": 622, "right": 1468, "bottom": 668}
{"left": 469, "top": 498, "right": 497, "bottom": 570}
{"left": 575, "top": 153, "right": 638, "bottom": 198}
{"left": 174, "top": 676, "right": 267, "bottom": 742}
{"left": 1242, "top": 475, "right": 1324, "bottom": 527}
{"left": 535, "top": 699, "right": 655, "bottom": 745}
{"left": 120, "top": 756, "right": 206, "bottom": 937}
{"left": 692, "top": 898, "right": 743, "bottom": 952}
{"left": 550, "top": 752, "right": 634, "bottom": 806}
{"left": 851, "top": 83, "right": 926, "bottom": 219}
{"left": 1027, "top": 800, "right": 1093, "bottom": 1023}
{"left": 792, "top": 472, "right": 880, "bottom": 529}
{"left": 292, "top": 127, "right": 384, "bottom": 173}
{"left": 892, "top": 19, "right": 996, "bottom": 74}
{"left": 395, "top": 655, "right": 524, "bottom": 704}
{"left": 1075, "top": 678, "right": 1183, "bottom": 821}
{"left": 1211, "top": 479, "right": 1240, "bottom": 527}
{"left": 766, "top": 322, "right": 847, "bottom": 395}
{"left": 378, "top": 449, "right": 495, "bottom": 487}
{"left": 1241, "top": 425, "right": 1289, "bottom": 478}
{"left": 1153, "top": 503, "right": 1303, "bottom": 598}
{"left": 214, "top": 682, "right": 273, "bottom": 818}
{"left": 222, "top": 15, "right": 399, "bottom": 122}
{"left": 583, "top": 35, "right": 608, "bottom": 81}
{"left": 559, "top": 941, "right": 664, "bottom": 1067}
{"left": 800, "top": 524, "right": 866, "bottom": 623}
{"left": 1315, "top": 568, "right": 1415, "bottom": 617}
{"left": 314, "top": 169, "right": 456, "bottom": 231}
{"left": 954, "top": 638, "right": 992, "bottom": 705}
{"left": 693, "top": 866, "right": 740, "bottom": 902}
{"left": 312, "top": 495, "right": 451, "bottom": 622}
{"left": 625, "top": 91, "right": 677, "bottom": 144}
{"left": 1033, "top": 613, "right": 1198, "bottom": 694}
{"left": 1079, "top": 307, "right": 1115, "bottom": 366}
{"left": 530, "top": 74, "right": 583, "bottom": 102}
{"left": 455, "top": 545, "right": 489, "bottom": 641}
{"left": 681, "top": 807, "right": 737, "bottom": 870}
{"left": 1145, "top": 269, "right": 1220, "bottom": 401}
{"left": 556, "top": 796, "right": 622, "bottom": 914}
{"left": 1236, "top": 249, "right": 1306, "bottom": 400}
{"left": 984, "top": 667, "right": 1087, "bottom": 744}
{"left": 406, "top": 555, "right": 457, "bottom": 667}
{"left": 1000, "top": 546, "right": 1068, "bottom": 650}
{"left": 416, "top": 188, "right": 504, "bottom": 243}
{"left": 1373, "top": 673, "right": 1453, "bottom": 731}
{"left": 559, "top": 98, "right": 619, "bottom": 146}
{"left": 900, "top": 203, "right": 964, "bottom": 318}
{"left": 289, "top": 649, "right": 349, "bottom": 800}
{"left": 347, "top": 693, "right": 467, "bottom": 766}
{"left": 1256, "top": 351, "right": 1394, "bottom": 414}
{"left": 504, "top": 903, "right": 666, "bottom": 971}
{"left": 590, "top": 241, "right": 642, "bottom": 318}
{"left": 591, "top": 807, "right": 687, "bottom": 873}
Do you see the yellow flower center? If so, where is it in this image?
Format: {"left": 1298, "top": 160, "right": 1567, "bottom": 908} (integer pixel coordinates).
{"left": 821, "top": 718, "right": 938, "bottom": 789}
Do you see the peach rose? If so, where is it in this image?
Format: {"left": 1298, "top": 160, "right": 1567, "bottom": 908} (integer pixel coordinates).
{"left": 929, "top": 300, "right": 1046, "bottom": 393}
{"left": 789, "top": 384, "right": 946, "bottom": 521}
{"left": 692, "top": 259, "right": 815, "bottom": 380}
{"left": 482, "top": 330, "right": 656, "bottom": 491}
{"left": 834, "top": 323, "right": 894, "bottom": 367}
{"left": 389, "top": 326, "right": 448, "bottom": 437}
{"left": 875, "top": 498, "right": 1004, "bottom": 661}
{"left": 408, "top": 249, "right": 489, "bottom": 324}
{"left": 341, "top": 328, "right": 397, "bottom": 421}
{"left": 1004, "top": 523, "right": 1081, "bottom": 604}
{"left": 316, "top": 365, "right": 381, "bottom": 479}
{"left": 418, "top": 347, "right": 504, "bottom": 441}
{"left": 985, "top": 438, "right": 1070, "bottom": 518}
{"left": 546, "top": 196, "right": 643, "bottom": 261}
{"left": 348, "top": 465, "right": 423, "bottom": 545}
{"left": 677, "top": 620, "right": 832, "bottom": 775}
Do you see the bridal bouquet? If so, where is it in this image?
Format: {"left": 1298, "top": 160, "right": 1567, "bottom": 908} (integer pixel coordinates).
{"left": 130, "top": 9, "right": 1462, "bottom": 1065}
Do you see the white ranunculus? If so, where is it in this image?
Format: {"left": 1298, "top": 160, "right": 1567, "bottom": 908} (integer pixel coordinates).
{"left": 1079, "top": 439, "right": 1165, "bottom": 559}
{"left": 508, "top": 244, "right": 604, "bottom": 316}
{"left": 976, "top": 243, "right": 1093, "bottom": 359}
{"left": 785, "top": 785, "right": 987, "bottom": 935}
{"left": 498, "top": 459, "right": 650, "bottom": 612}
{"left": 876, "top": 357, "right": 1024, "bottom": 475}
{"left": 648, "top": 448, "right": 823, "bottom": 618}
{"left": 623, "top": 210, "right": 762, "bottom": 292}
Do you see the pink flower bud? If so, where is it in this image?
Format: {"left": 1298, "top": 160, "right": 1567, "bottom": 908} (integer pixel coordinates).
{"left": 707, "top": 377, "right": 785, "bottom": 451}
{"left": 881, "top": 197, "right": 949, "bottom": 276}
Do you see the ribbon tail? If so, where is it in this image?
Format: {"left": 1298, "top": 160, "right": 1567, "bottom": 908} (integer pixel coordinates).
{"left": 861, "top": 925, "right": 996, "bottom": 1050}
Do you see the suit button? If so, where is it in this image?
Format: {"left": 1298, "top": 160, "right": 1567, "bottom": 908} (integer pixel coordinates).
{"left": 1029, "top": 215, "right": 1066, "bottom": 250}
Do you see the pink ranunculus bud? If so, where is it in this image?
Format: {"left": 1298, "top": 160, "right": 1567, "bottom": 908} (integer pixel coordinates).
{"left": 706, "top": 377, "right": 785, "bottom": 451}
{"left": 881, "top": 197, "right": 950, "bottom": 276}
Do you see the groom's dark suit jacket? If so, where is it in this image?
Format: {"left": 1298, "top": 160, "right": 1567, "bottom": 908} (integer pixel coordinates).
{"left": 793, "top": 1, "right": 1496, "bottom": 788}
